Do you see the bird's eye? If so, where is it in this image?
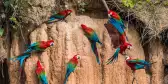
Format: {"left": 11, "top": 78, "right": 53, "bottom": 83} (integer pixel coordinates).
{"left": 77, "top": 55, "right": 80, "bottom": 59}
{"left": 50, "top": 42, "right": 54, "bottom": 46}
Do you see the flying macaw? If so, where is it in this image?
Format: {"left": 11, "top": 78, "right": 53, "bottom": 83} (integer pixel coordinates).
{"left": 10, "top": 40, "right": 54, "bottom": 71}
{"left": 105, "top": 10, "right": 128, "bottom": 44}
{"left": 125, "top": 55, "right": 154, "bottom": 84}
{"left": 48, "top": 9, "right": 72, "bottom": 23}
{"left": 10, "top": 53, "right": 30, "bottom": 72}
{"left": 36, "top": 60, "right": 48, "bottom": 84}
{"left": 64, "top": 54, "right": 80, "bottom": 84}
{"left": 24, "top": 40, "right": 54, "bottom": 54}
{"left": 106, "top": 42, "right": 132, "bottom": 64}
{"left": 81, "top": 24, "right": 102, "bottom": 64}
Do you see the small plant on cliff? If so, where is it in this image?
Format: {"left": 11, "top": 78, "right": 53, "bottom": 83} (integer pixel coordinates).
{"left": 3, "top": 0, "right": 24, "bottom": 40}
{"left": 75, "top": 1, "right": 88, "bottom": 13}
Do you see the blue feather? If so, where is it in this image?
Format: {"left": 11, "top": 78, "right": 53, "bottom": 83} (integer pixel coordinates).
{"left": 10, "top": 54, "right": 30, "bottom": 71}
{"left": 135, "top": 64, "right": 145, "bottom": 70}
{"left": 64, "top": 64, "right": 74, "bottom": 84}
{"left": 108, "top": 18, "right": 125, "bottom": 35}
{"left": 40, "top": 74, "right": 48, "bottom": 84}
{"left": 106, "top": 48, "right": 120, "bottom": 64}
{"left": 91, "top": 42, "right": 100, "bottom": 64}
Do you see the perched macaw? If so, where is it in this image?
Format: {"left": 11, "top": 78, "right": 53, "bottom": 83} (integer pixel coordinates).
{"left": 10, "top": 53, "right": 30, "bottom": 72}
{"left": 125, "top": 55, "right": 154, "bottom": 83}
{"left": 36, "top": 60, "right": 48, "bottom": 84}
{"left": 48, "top": 9, "right": 72, "bottom": 23}
{"left": 24, "top": 40, "right": 54, "bottom": 54}
{"left": 108, "top": 10, "right": 125, "bottom": 30}
{"left": 105, "top": 10, "right": 128, "bottom": 44}
{"left": 81, "top": 24, "right": 102, "bottom": 64}
{"left": 106, "top": 42, "right": 132, "bottom": 64}
{"left": 125, "top": 56, "right": 151, "bottom": 72}
{"left": 64, "top": 54, "right": 80, "bottom": 84}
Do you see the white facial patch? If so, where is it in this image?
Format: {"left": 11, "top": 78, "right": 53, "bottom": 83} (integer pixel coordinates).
{"left": 50, "top": 42, "right": 54, "bottom": 46}
{"left": 125, "top": 55, "right": 130, "bottom": 60}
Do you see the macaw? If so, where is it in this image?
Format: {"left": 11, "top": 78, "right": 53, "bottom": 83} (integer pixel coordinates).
{"left": 10, "top": 53, "right": 30, "bottom": 72}
{"left": 108, "top": 10, "right": 125, "bottom": 30}
{"left": 48, "top": 9, "right": 72, "bottom": 23}
{"left": 106, "top": 42, "right": 132, "bottom": 64}
{"left": 24, "top": 40, "right": 54, "bottom": 54}
{"left": 125, "top": 55, "right": 154, "bottom": 84}
{"left": 64, "top": 54, "right": 80, "bottom": 84}
{"left": 125, "top": 56, "right": 151, "bottom": 72}
{"left": 36, "top": 60, "right": 48, "bottom": 84}
{"left": 81, "top": 24, "right": 102, "bottom": 64}
{"left": 10, "top": 40, "right": 54, "bottom": 71}
{"left": 105, "top": 10, "right": 128, "bottom": 44}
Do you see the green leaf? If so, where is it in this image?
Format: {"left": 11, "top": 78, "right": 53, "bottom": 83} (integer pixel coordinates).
{"left": 146, "top": 0, "right": 151, "bottom": 2}
{"left": 122, "top": 0, "right": 135, "bottom": 8}
{"left": 9, "top": 16, "right": 18, "bottom": 24}
{"left": 4, "top": 1, "right": 10, "bottom": 8}
{"left": 0, "top": 28, "right": 4, "bottom": 36}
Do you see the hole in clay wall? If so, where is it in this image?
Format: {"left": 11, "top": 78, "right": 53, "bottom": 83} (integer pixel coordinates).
{"left": 0, "top": 59, "right": 9, "bottom": 84}
{"left": 164, "top": 65, "right": 168, "bottom": 76}
{"left": 104, "top": 23, "right": 121, "bottom": 48}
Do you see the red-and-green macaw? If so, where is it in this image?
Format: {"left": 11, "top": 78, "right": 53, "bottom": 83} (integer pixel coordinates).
{"left": 36, "top": 60, "right": 48, "bottom": 84}
{"left": 125, "top": 56, "right": 151, "bottom": 72}
{"left": 81, "top": 24, "right": 102, "bottom": 64}
{"left": 64, "top": 54, "right": 80, "bottom": 84}
{"left": 48, "top": 9, "right": 72, "bottom": 23}
{"left": 24, "top": 40, "right": 54, "bottom": 54}
{"left": 125, "top": 55, "right": 154, "bottom": 83}
{"left": 10, "top": 40, "right": 54, "bottom": 72}
{"left": 106, "top": 42, "right": 132, "bottom": 64}
{"left": 105, "top": 10, "right": 128, "bottom": 44}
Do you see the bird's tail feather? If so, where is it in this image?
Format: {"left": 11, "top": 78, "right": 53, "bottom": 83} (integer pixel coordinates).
{"left": 98, "top": 40, "right": 102, "bottom": 45}
{"left": 64, "top": 71, "right": 71, "bottom": 84}
{"left": 106, "top": 48, "right": 120, "bottom": 65}
{"left": 146, "top": 62, "right": 156, "bottom": 76}
{"left": 91, "top": 42, "right": 100, "bottom": 64}
{"left": 10, "top": 54, "right": 30, "bottom": 72}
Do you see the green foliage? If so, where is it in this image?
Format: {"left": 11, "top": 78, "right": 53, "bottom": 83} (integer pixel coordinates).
{"left": 9, "top": 16, "right": 19, "bottom": 30}
{"left": 163, "top": 1, "right": 168, "bottom": 6}
{"left": 122, "top": 0, "right": 135, "bottom": 8}
{"left": 121, "top": 0, "right": 163, "bottom": 8}
{"left": 77, "top": 1, "right": 88, "bottom": 13}
{"left": 3, "top": 0, "right": 22, "bottom": 38}
{"left": 0, "top": 28, "right": 4, "bottom": 37}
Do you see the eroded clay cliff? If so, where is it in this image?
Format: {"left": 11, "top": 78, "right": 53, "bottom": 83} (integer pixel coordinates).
{"left": 4, "top": 0, "right": 168, "bottom": 84}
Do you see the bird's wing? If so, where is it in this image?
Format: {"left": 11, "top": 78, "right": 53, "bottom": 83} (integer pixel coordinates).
{"left": 109, "top": 18, "right": 125, "bottom": 35}
{"left": 40, "top": 72, "right": 48, "bottom": 84}
{"left": 127, "top": 59, "right": 147, "bottom": 65}
{"left": 28, "top": 42, "right": 38, "bottom": 48}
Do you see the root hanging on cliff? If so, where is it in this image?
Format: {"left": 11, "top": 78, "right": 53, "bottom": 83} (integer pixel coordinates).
{"left": 132, "top": 72, "right": 138, "bottom": 84}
